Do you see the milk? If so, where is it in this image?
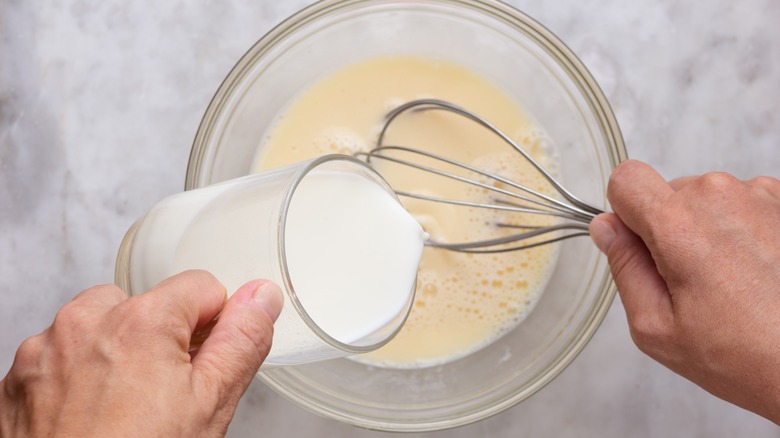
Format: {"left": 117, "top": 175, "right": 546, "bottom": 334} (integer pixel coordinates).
{"left": 126, "top": 162, "right": 425, "bottom": 364}
{"left": 284, "top": 170, "right": 425, "bottom": 344}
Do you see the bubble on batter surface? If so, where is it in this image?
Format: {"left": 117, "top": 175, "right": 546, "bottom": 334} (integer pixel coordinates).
{"left": 313, "top": 126, "right": 368, "bottom": 156}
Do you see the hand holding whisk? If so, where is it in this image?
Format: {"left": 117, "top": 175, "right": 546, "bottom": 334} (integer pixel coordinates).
{"left": 355, "top": 99, "right": 604, "bottom": 253}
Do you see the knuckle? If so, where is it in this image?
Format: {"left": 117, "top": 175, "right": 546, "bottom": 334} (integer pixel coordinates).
{"left": 99, "top": 283, "right": 129, "bottom": 302}
{"left": 73, "top": 283, "right": 127, "bottom": 303}
{"left": 153, "top": 269, "right": 224, "bottom": 301}
{"left": 628, "top": 313, "right": 672, "bottom": 355}
{"left": 61, "top": 285, "right": 126, "bottom": 334}
{"left": 14, "top": 335, "right": 44, "bottom": 368}
{"left": 696, "top": 171, "right": 739, "bottom": 193}
{"left": 52, "top": 302, "right": 94, "bottom": 334}
{"left": 749, "top": 175, "right": 780, "bottom": 193}
{"left": 6, "top": 334, "right": 47, "bottom": 392}
{"left": 116, "top": 290, "right": 212, "bottom": 351}
{"left": 182, "top": 269, "right": 222, "bottom": 289}
{"left": 749, "top": 175, "right": 777, "bottom": 185}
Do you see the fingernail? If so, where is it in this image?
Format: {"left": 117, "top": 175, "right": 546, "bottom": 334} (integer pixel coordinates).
{"left": 590, "top": 217, "right": 617, "bottom": 255}
{"left": 252, "top": 281, "right": 284, "bottom": 322}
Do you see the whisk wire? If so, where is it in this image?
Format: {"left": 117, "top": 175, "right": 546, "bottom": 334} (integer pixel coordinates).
{"left": 361, "top": 99, "right": 604, "bottom": 253}
{"left": 378, "top": 99, "right": 602, "bottom": 216}
{"left": 358, "top": 146, "right": 594, "bottom": 222}
{"left": 427, "top": 223, "right": 591, "bottom": 254}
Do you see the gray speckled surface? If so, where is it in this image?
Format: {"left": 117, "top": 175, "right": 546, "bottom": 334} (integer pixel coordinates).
{"left": 1, "top": 1, "right": 779, "bottom": 436}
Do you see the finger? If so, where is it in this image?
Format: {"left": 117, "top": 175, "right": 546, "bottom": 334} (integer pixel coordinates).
{"left": 141, "top": 270, "right": 228, "bottom": 333}
{"left": 590, "top": 213, "right": 674, "bottom": 344}
{"left": 192, "top": 279, "right": 283, "bottom": 405}
{"left": 668, "top": 175, "right": 698, "bottom": 191}
{"left": 607, "top": 160, "right": 675, "bottom": 241}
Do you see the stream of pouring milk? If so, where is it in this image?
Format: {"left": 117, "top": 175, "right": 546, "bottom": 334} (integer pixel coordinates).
{"left": 254, "top": 56, "right": 560, "bottom": 368}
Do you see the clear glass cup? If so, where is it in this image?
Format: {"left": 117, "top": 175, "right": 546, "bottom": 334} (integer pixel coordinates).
{"left": 187, "top": 0, "right": 626, "bottom": 431}
{"left": 115, "top": 155, "right": 416, "bottom": 367}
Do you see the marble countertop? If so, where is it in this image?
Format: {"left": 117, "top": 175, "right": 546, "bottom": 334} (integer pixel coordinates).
{"left": 1, "top": 1, "right": 779, "bottom": 436}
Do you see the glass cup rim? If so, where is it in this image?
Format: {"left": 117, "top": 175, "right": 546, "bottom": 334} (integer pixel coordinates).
{"left": 277, "top": 154, "right": 416, "bottom": 354}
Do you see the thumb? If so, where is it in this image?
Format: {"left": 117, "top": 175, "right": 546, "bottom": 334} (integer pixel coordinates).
{"left": 191, "top": 279, "right": 283, "bottom": 404}
{"left": 590, "top": 213, "right": 673, "bottom": 340}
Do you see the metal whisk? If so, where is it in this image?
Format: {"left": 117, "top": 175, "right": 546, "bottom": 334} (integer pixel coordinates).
{"left": 355, "top": 99, "right": 604, "bottom": 253}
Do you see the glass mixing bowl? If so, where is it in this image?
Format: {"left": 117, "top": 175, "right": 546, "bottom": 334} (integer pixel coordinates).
{"left": 188, "top": 0, "right": 626, "bottom": 432}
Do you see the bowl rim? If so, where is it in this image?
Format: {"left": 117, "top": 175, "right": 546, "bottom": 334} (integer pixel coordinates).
{"left": 188, "top": 0, "right": 626, "bottom": 432}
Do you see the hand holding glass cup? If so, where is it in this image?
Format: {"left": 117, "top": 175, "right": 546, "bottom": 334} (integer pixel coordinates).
{"left": 115, "top": 155, "right": 425, "bottom": 367}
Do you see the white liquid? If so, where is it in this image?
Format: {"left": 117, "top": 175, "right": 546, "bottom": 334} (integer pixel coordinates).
{"left": 128, "top": 166, "right": 425, "bottom": 363}
{"left": 285, "top": 170, "right": 425, "bottom": 344}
